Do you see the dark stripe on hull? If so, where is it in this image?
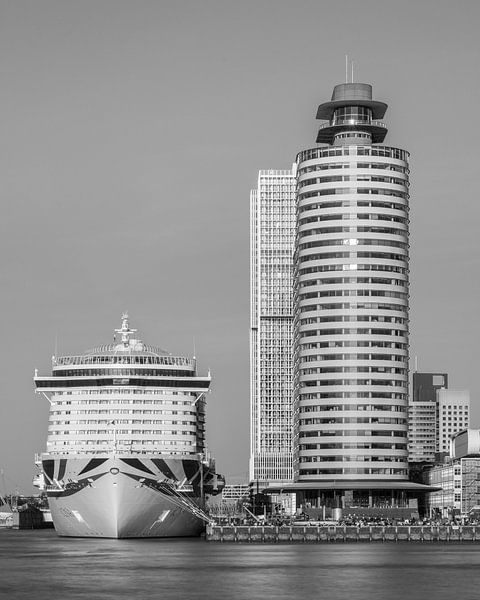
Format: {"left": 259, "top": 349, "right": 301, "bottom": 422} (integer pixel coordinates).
{"left": 151, "top": 458, "right": 178, "bottom": 481}
{"left": 78, "top": 458, "right": 109, "bottom": 476}
{"left": 120, "top": 458, "right": 155, "bottom": 475}
{"left": 43, "top": 460, "right": 55, "bottom": 482}
{"left": 57, "top": 459, "right": 67, "bottom": 481}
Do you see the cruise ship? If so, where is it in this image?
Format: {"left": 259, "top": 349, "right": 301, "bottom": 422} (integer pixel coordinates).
{"left": 34, "top": 314, "right": 224, "bottom": 538}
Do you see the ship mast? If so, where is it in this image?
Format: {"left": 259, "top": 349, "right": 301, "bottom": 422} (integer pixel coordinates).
{"left": 114, "top": 312, "right": 137, "bottom": 349}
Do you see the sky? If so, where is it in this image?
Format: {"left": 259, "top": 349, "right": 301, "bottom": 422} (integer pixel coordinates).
{"left": 0, "top": 0, "right": 479, "bottom": 494}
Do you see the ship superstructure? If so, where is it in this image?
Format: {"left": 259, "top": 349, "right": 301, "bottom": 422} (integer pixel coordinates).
{"left": 34, "top": 314, "right": 223, "bottom": 538}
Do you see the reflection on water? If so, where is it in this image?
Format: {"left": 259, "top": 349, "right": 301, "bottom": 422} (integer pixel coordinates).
{"left": 1, "top": 529, "right": 480, "bottom": 600}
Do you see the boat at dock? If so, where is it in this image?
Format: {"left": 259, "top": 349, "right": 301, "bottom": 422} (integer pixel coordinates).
{"left": 33, "top": 314, "right": 224, "bottom": 538}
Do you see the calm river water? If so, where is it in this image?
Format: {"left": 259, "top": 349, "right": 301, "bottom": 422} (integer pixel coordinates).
{"left": 1, "top": 529, "right": 480, "bottom": 600}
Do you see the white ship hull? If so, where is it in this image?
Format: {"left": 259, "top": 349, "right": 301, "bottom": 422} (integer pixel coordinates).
{"left": 42, "top": 454, "right": 211, "bottom": 538}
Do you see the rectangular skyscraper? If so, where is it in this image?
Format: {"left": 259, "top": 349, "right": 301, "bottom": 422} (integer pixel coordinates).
{"left": 250, "top": 169, "right": 296, "bottom": 486}
{"left": 437, "top": 389, "right": 470, "bottom": 454}
{"left": 408, "top": 372, "right": 448, "bottom": 463}
{"left": 408, "top": 373, "right": 469, "bottom": 461}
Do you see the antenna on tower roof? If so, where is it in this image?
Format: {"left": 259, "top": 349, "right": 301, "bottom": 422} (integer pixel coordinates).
{"left": 345, "top": 54, "right": 348, "bottom": 83}
{"left": 351, "top": 59, "right": 354, "bottom": 83}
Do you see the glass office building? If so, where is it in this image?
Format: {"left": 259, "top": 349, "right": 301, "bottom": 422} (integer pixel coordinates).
{"left": 250, "top": 169, "right": 296, "bottom": 486}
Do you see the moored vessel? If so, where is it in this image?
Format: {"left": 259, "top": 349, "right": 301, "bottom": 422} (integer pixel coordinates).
{"left": 34, "top": 314, "right": 223, "bottom": 538}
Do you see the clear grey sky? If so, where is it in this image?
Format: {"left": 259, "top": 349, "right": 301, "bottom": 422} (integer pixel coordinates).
{"left": 0, "top": 0, "right": 479, "bottom": 493}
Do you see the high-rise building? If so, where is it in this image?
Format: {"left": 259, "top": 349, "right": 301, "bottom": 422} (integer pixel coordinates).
{"left": 412, "top": 372, "right": 448, "bottom": 403}
{"left": 249, "top": 169, "right": 296, "bottom": 486}
{"left": 258, "top": 82, "right": 435, "bottom": 518}
{"left": 408, "top": 374, "right": 469, "bottom": 461}
{"left": 408, "top": 372, "right": 448, "bottom": 463}
{"left": 437, "top": 389, "right": 470, "bottom": 454}
{"left": 293, "top": 83, "right": 410, "bottom": 489}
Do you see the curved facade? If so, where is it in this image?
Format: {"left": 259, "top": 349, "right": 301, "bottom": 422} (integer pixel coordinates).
{"left": 293, "top": 83, "right": 410, "bottom": 482}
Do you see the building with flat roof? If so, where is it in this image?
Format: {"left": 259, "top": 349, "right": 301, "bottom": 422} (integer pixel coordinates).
{"left": 438, "top": 389, "right": 470, "bottom": 454}
{"left": 452, "top": 429, "right": 480, "bottom": 459}
{"left": 424, "top": 458, "right": 480, "bottom": 519}
{"left": 249, "top": 169, "right": 296, "bottom": 487}
{"left": 407, "top": 373, "right": 469, "bottom": 462}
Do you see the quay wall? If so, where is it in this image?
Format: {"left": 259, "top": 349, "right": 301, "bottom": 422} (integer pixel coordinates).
{"left": 206, "top": 525, "right": 480, "bottom": 543}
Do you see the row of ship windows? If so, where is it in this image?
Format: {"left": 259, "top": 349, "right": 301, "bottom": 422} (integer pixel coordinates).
{"left": 49, "top": 430, "right": 194, "bottom": 436}
{"left": 298, "top": 188, "right": 408, "bottom": 201}
{"left": 300, "top": 430, "right": 407, "bottom": 438}
{"left": 47, "top": 440, "right": 194, "bottom": 446}
{"left": 55, "top": 356, "right": 193, "bottom": 366}
{"left": 297, "top": 146, "right": 409, "bottom": 161}
{"left": 51, "top": 410, "right": 197, "bottom": 416}
{"left": 50, "top": 418, "right": 196, "bottom": 424}
{"left": 297, "top": 162, "right": 409, "bottom": 175}
{"left": 300, "top": 251, "right": 408, "bottom": 264}
{"left": 54, "top": 369, "right": 195, "bottom": 378}
{"left": 37, "top": 379, "right": 209, "bottom": 389}
{"left": 299, "top": 405, "right": 406, "bottom": 413}
{"left": 298, "top": 175, "right": 407, "bottom": 188}
{"left": 52, "top": 399, "right": 195, "bottom": 406}
{"left": 53, "top": 390, "right": 196, "bottom": 397}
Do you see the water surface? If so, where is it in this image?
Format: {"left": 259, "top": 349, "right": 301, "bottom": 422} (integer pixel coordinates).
{"left": 1, "top": 529, "right": 480, "bottom": 600}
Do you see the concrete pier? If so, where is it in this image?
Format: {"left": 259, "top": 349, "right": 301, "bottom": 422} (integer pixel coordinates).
{"left": 206, "top": 524, "right": 480, "bottom": 543}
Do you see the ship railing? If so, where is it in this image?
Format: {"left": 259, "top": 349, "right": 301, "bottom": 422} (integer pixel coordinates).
{"left": 53, "top": 355, "right": 195, "bottom": 367}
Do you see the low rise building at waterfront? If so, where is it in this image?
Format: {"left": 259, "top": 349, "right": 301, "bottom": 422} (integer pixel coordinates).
{"left": 424, "top": 429, "right": 480, "bottom": 519}
{"left": 425, "top": 458, "right": 480, "bottom": 519}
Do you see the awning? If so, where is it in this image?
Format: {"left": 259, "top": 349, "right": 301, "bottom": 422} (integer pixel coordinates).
{"left": 263, "top": 480, "right": 441, "bottom": 493}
